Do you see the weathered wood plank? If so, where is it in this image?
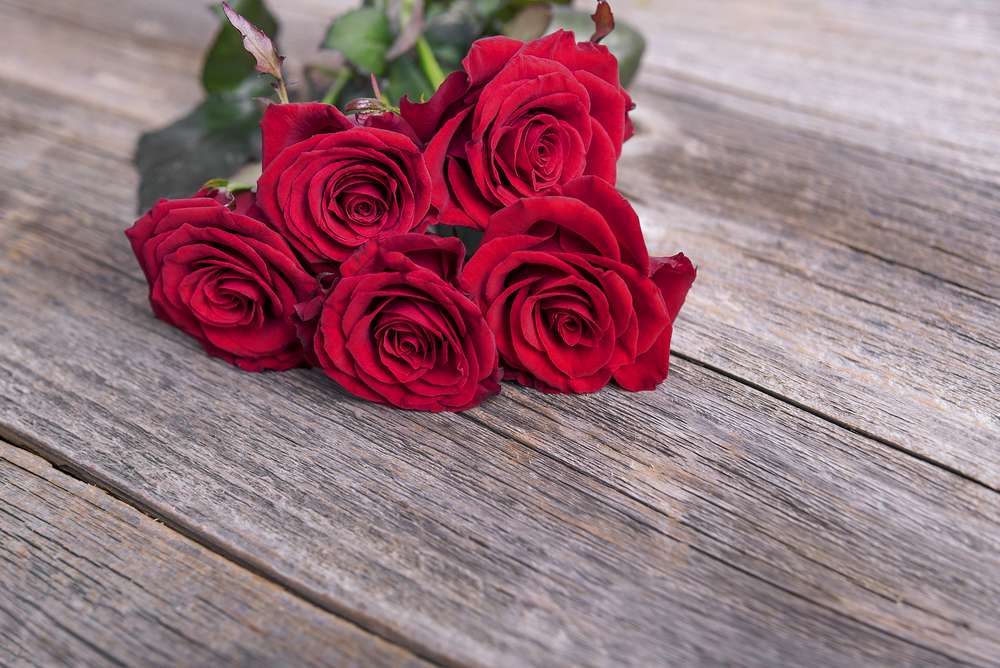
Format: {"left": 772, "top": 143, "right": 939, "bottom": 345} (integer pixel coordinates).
{"left": 612, "top": 0, "right": 1000, "bottom": 296}
{"left": 4, "top": 248, "right": 994, "bottom": 667}
{"left": 2, "top": 82, "right": 1000, "bottom": 667}
{"left": 7, "top": 0, "right": 997, "bottom": 284}
{"left": 1, "top": 0, "right": 999, "bottom": 665}
{"left": 0, "top": 441, "right": 433, "bottom": 668}
{"left": 616, "top": 0, "right": 1000, "bottom": 481}
{"left": 3, "top": 0, "right": 996, "bottom": 487}
{"left": 620, "top": 152, "right": 1000, "bottom": 488}
{"left": 0, "top": 0, "right": 204, "bottom": 124}
{"left": 620, "top": 77, "right": 1000, "bottom": 485}
{"left": 621, "top": 0, "right": 1000, "bottom": 174}
{"left": 0, "top": 0, "right": 339, "bottom": 124}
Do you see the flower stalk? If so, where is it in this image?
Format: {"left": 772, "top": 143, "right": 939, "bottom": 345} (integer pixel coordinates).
{"left": 416, "top": 36, "right": 446, "bottom": 90}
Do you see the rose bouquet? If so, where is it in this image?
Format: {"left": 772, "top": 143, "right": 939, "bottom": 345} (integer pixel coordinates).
{"left": 127, "top": 0, "right": 696, "bottom": 412}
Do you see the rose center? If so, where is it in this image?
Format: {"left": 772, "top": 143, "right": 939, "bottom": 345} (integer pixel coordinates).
{"left": 376, "top": 318, "right": 437, "bottom": 376}
{"left": 320, "top": 169, "right": 392, "bottom": 240}
{"left": 547, "top": 309, "right": 589, "bottom": 347}
{"left": 186, "top": 264, "right": 267, "bottom": 328}
{"left": 520, "top": 119, "right": 565, "bottom": 192}
{"left": 337, "top": 192, "right": 386, "bottom": 226}
{"left": 530, "top": 130, "right": 558, "bottom": 171}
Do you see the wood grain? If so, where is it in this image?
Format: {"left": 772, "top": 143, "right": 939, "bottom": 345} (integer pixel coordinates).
{"left": 612, "top": 0, "right": 1000, "bottom": 484}
{"left": 3, "top": 264, "right": 995, "bottom": 668}
{"left": 0, "top": 441, "right": 432, "bottom": 668}
{"left": 1, "top": 0, "right": 999, "bottom": 665}
{"left": 3, "top": 82, "right": 1000, "bottom": 666}
{"left": 2, "top": 0, "right": 996, "bottom": 489}
{"left": 621, "top": 0, "right": 1000, "bottom": 178}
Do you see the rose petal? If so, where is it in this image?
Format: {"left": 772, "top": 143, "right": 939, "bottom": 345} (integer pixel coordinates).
{"left": 261, "top": 102, "right": 353, "bottom": 167}
{"left": 651, "top": 252, "right": 697, "bottom": 321}
{"left": 561, "top": 176, "right": 648, "bottom": 272}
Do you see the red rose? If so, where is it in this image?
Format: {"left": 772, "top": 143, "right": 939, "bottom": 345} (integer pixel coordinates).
{"left": 125, "top": 196, "right": 317, "bottom": 371}
{"left": 401, "top": 30, "right": 635, "bottom": 230}
{"left": 259, "top": 102, "right": 422, "bottom": 166}
{"left": 461, "top": 176, "right": 695, "bottom": 393}
{"left": 296, "top": 234, "right": 500, "bottom": 411}
{"left": 256, "top": 103, "right": 432, "bottom": 273}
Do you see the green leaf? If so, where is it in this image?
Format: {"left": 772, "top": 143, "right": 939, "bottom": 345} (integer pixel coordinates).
{"left": 322, "top": 8, "right": 393, "bottom": 76}
{"left": 415, "top": 37, "right": 447, "bottom": 90}
{"left": 384, "top": 54, "right": 435, "bottom": 105}
{"left": 424, "top": 0, "right": 485, "bottom": 50}
{"left": 493, "top": 0, "right": 569, "bottom": 23}
{"left": 202, "top": 0, "right": 279, "bottom": 94}
{"left": 546, "top": 7, "right": 646, "bottom": 87}
{"left": 422, "top": 0, "right": 489, "bottom": 73}
{"left": 426, "top": 224, "right": 485, "bottom": 259}
{"left": 201, "top": 177, "right": 254, "bottom": 194}
{"left": 134, "top": 79, "right": 268, "bottom": 213}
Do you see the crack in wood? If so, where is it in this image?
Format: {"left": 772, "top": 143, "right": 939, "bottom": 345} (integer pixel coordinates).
{"left": 0, "top": 431, "right": 454, "bottom": 668}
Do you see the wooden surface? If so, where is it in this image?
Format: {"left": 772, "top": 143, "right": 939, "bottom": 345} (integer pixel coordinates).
{"left": 0, "top": 0, "right": 998, "bottom": 666}
{"left": 0, "top": 441, "right": 431, "bottom": 668}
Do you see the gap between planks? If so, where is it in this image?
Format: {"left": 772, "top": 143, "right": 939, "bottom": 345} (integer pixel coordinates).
{"left": 0, "top": 65, "right": 995, "bottom": 498}
{"left": 1, "top": 3, "right": 998, "bottom": 662}
{"left": 1, "top": 0, "right": 996, "bottom": 491}
{"left": 452, "top": 411, "right": 986, "bottom": 667}
{"left": 0, "top": 386, "right": 983, "bottom": 668}
{"left": 0, "top": 107, "right": 996, "bottom": 666}
{"left": 0, "top": 429, "right": 460, "bottom": 668}
{"left": 670, "top": 352, "right": 1000, "bottom": 495}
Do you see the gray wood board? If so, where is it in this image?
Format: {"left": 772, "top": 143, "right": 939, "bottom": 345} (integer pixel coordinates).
{"left": 2, "top": 0, "right": 996, "bottom": 487}
{"left": 2, "top": 84, "right": 1000, "bottom": 666}
{"left": 611, "top": 0, "right": 1000, "bottom": 484}
{"left": 1, "top": 0, "right": 1000, "bottom": 666}
{"left": 0, "top": 441, "right": 432, "bottom": 668}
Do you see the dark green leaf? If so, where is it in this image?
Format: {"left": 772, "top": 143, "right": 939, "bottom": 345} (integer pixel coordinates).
{"left": 134, "top": 79, "right": 268, "bottom": 213}
{"left": 493, "top": 0, "right": 569, "bottom": 23}
{"left": 427, "top": 224, "right": 485, "bottom": 258}
{"left": 384, "top": 55, "right": 435, "bottom": 105}
{"left": 202, "top": 0, "right": 279, "bottom": 94}
{"left": 546, "top": 7, "right": 645, "bottom": 87}
{"left": 472, "top": 0, "right": 505, "bottom": 17}
{"left": 423, "top": 0, "right": 494, "bottom": 71}
{"left": 425, "top": 0, "right": 485, "bottom": 46}
{"left": 322, "top": 8, "right": 393, "bottom": 75}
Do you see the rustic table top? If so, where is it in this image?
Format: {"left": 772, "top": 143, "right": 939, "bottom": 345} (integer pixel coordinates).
{"left": 2, "top": 0, "right": 998, "bottom": 666}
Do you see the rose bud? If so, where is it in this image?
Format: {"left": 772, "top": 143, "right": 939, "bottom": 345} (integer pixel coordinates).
{"left": 256, "top": 103, "right": 431, "bottom": 273}
{"left": 401, "top": 30, "right": 635, "bottom": 230}
{"left": 296, "top": 234, "right": 500, "bottom": 412}
{"left": 461, "top": 176, "right": 696, "bottom": 393}
{"left": 125, "top": 195, "right": 316, "bottom": 371}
